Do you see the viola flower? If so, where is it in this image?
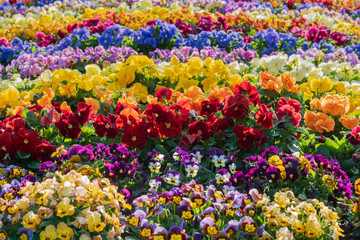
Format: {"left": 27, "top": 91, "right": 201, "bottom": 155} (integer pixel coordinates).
{"left": 13, "top": 128, "right": 40, "bottom": 154}
{"left": 155, "top": 88, "right": 172, "bottom": 101}
{"left": 190, "top": 192, "right": 206, "bottom": 208}
{"left": 231, "top": 171, "right": 244, "bottom": 186}
{"left": 254, "top": 104, "right": 274, "bottom": 129}
{"left": 22, "top": 211, "right": 41, "bottom": 229}
{"left": 277, "top": 103, "right": 302, "bottom": 127}
{"left": 189, "top": 149, "right": 204, "bottom": 161}
{"left": 285, "top": 167, "right": 299, "bottom": 182}
{"left": 93, "top": 114, "right": 118, "bottom": 139}
{"left": 234, "top": 81, "right": 260, "bottom": 106}
{"left": 76, "top": 102, "right": 93, "bottom": 125}
{"left": 140, "top": 219, "right": 156, "bottom": 238}
{"left": 56, "top": 222, "right": 74, "bottom": 240}
{"left": 233, "top": 125, "right": 264, "bottom": 150}
{"left": 215, "top": 169, "right": 231, "bottom": 184}
{"left": 224, "top": 220, "right": 240, "bottom": 238}
{"left": 210, "top": 117, "right": 230, "bottom": 137}
{"left": 222, "top": 94, "right": 249, "bottom": 119}
{"left": 0, "top": 131, "right": 14, "bottom": 160}
{"left": 55, "top": 114, "right": 82, "bottom": 139}
{"left": 121, "top": 125, "right": 148, "bottom": 148}
{"left": 211, "top": 154, "right": 227, "bottom": 168}
{"left": 167, "top": 226, "right": 187, "bottom": 240}
{"left": 178, "top": 204, "right": 194, "bottom": 220}
{"left": 240, "top": 216, "right": 257, "bottom": 235}
{"left": 18, "top": 228, "right": 33, "bottom": 240}
{"left": 185, "top": 163, "right": 200, "bottom": 178}
{"left": 152, "top": 227, "right": 168, "bottom": 240}
{"left": 149, "top": 159, "right": 161, "bottom": 173}
{"left": 39, "top": 225, "right": 57, "bottom": 240}
{"left": 33, "top": 140, "right": 56, "bottom": 162}
{"left": 39, "top": 161, "right": 56, "bottom": 174}
{"left": 266, "top": 166, "right": 281, "bottom": 182}
{"left": 200, "top": 207, "right": 219, "bottom": 222}
{"left": 188, "top": 121, "right": 211, "bottom": 141}
{"left": 200, "top": 217, "right": 220, "bottom": 236}
{"left": 128, "top": 210, "right": 146, "bottom": 227}
{"left": 199, "top": 99, "right": 221, "bottom": 116}
{"left": 164, "top": 171, "right": 182, "bottom": 186}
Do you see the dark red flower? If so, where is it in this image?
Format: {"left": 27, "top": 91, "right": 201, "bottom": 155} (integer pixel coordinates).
{"left": 76, "top": 102, "right": 93, "bottom": 125}
{"left": 222, "top": 94, "right": 249, "bottom": 119}
{"left": 188, "top": 121, "right": 211, "bottom": 141}
{"left": 233, "top": 125, "right": 264, "bottom": 150}
{"left": 33, "top": 140, "right": 56, "bottom": 162}
{"left": 169, "top": 100, "right": 191, "bottom": 124}
{"left": 0, "top": 131, "right": 14, "bottom": 160}
{"left": 5, "top": 117, "right": 25, "bottom": 134}
{"left": 234, "top": 81, "right": 260, "bottom": 106}
{"left": 13, "top": 128, "right": 40, "bottom": 154}
{"left": 158, "top": 113, "right": 182, "bottom": 138}
{"left": 199, "top": 99, "right": 221, "bottom": 116}
{"left": 155, "top": 88, "right": 172, "bottom": 101}
{"left": 144, "top": 104, "right": 168, "bottom": 123}
{"left": 94, "top": 114, "right": 118, "bottom": 138}
{"left": 55, "top": 113, "right": 82, "bottom": 139}
{"left": 254, "top": 104, "right": 274, "bottom": 129}
{"left": 210, "top": 118, "right": 229, "bottom": 136}
{"left": 276, "top": 98, "right": 301, "bottom": 112}
{"left": 122, "top": 125, "right": 148, "bottom": 148}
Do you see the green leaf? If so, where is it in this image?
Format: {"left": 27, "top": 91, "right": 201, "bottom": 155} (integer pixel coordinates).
{"left": 27, "top": 161, "right": 42, "bottom": 169}
{"left": 41, "top": 221, "right": 57, "bottom": 227}
{"left": 349, "top": 110, "right": 360, "bottom": 116}
{"left": 325, "top": 138, "right": 339, "bottom": 150}
{"left": 249, "top": 29, "right": 257, "bottom": 36}
{"left": 315, "top": 145, "right": 330, "bottom": 157}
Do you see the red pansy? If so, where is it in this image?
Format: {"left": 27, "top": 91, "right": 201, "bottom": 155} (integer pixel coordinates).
{"left": 222, "top": 94, "right": 249, "bottom": 119}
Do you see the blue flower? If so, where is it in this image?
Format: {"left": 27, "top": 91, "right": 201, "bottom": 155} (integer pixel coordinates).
{"left": 58, "top": 37, "right": 72, "bottom": 50}
{"left": 264, "top": 32, "right": 279, "bottom": 49}
{"left": 1, "top": 47, "right": 14, "bottom": 64}
{"left": 282, "top": 44, "right": 295, "bottom": 55}
{"left": 132, "top": 32, "right": 144, "bottom": 45}
{"left": 74, "top": 27, "right": 90, "bottom": 42}
{"left": 216, "top": 30, "right": 228, "bottom": 47}
{"left": 196, "top": 38, "right": 211, "bottom": 49}
{"left": 98, "top": 34, "right": 113, "bottom": 49}
{"left": 144, "top": 37, "right": 157, "bottom": 48}
{"left": 322, "top": 44, "right": 335, "bottom": 53}
{"left": 302, "top": 42, "right": 310, "bottom": 51}
{"left": 261, "top": 47, "right": 274, "bottom": 56}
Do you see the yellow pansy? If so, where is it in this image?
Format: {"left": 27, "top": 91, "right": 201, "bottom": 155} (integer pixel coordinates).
{"left": 56, "top": 222, "right": 74, "bottom": 240}
{"left": 40, "top": 225, "right": 57, "bottom": 240}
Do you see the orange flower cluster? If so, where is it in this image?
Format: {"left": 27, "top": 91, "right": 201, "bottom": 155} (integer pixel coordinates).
{"left": 259, "top": 71, "right": 300, "bottom": 94}
{"left": 304, "top": 111, "right": 335, "bottom": 133}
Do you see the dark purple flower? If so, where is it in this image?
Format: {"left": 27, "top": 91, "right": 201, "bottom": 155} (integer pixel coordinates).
{"left": 266, "top": 166, "right": 281, "bottom": 182}
{"left": 285, "top": 167, "right": 299, "bottom": 182}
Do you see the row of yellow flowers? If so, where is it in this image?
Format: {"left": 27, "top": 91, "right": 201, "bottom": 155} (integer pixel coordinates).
{"left": 0, "top": 55, "right": 359, "bottom": 135}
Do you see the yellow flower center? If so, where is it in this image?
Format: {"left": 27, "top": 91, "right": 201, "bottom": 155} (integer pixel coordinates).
{"left": 24, "top": 139, "right": 28, "bottom": 144}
